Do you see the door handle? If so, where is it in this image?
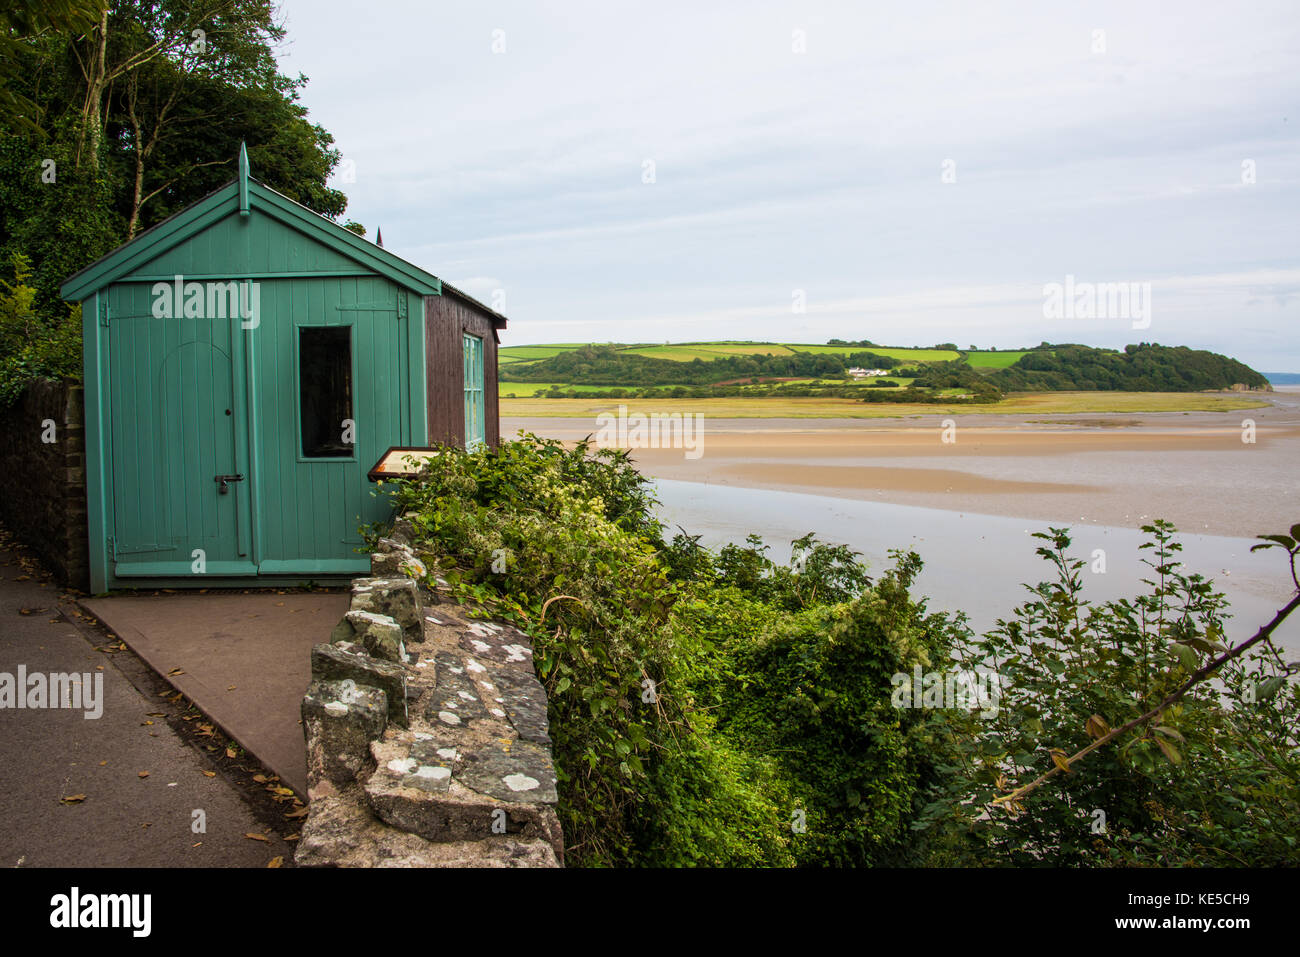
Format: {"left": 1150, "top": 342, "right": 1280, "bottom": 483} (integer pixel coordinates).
{"left": 214, "top": 473, "right": 244, "bottom": 494}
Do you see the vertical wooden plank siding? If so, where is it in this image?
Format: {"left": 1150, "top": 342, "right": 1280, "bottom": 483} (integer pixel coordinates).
{"left": 68, "top": 179, "right": 498, "bottom": 587}
{"left": 424, "top": 294, "right": 501, "bottom": 448}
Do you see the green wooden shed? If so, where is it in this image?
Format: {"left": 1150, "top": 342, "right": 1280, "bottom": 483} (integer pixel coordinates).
{"left": 61, "top": 147, "right": 506, "bottom": 593}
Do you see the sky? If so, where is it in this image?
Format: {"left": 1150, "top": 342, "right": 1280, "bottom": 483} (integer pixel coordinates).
{"left": 274, "top": 1, "right": 1300, "bottom": 371}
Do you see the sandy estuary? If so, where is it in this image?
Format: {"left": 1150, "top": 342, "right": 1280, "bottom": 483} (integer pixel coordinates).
{"left": 503, "top": 387, "right": 1300, "bottom": 653}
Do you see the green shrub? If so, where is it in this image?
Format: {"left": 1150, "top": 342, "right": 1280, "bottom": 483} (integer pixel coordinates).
{"left": 916, "top": 521, "right": 1300, "bottom": 866}
{"left": 0, "top": 252, "right": 81, "bottom": 406}
{"left": 377, "top": 437, "right": 1299, "bottom": 867}
{"left": 379, "top": 435, "right": 959, "bottom": 865}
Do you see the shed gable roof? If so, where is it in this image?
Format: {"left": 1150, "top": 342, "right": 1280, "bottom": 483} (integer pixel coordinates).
{"left": 60, "top": 177, "right": 444, "bottom": 302}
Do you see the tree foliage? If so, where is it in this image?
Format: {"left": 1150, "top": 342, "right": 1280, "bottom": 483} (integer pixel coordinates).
{"left": 990, "top": 342, "right": 1270, "bottom": 392}
{"left": 0, "top": 0, "right": 351, "bottom": 401}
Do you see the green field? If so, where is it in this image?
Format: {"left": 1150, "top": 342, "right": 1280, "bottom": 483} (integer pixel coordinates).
{"left": 499, "top": 391, "right": 1269, "bottom": 419}
{"left": 964, "top": 350, "right": 1028, "bottom": 369}
{"left": 498, "top": 376, "right": 920, "bottom": 397}
{"left": 619, "top": 343, "right": 798, "bottom": 361}
{"left": 498, "top": 381, "right": 689, "bottom": 397}
{"left": 499, "top": 340, "right": 966, "bottom": 367}
{"left": 787, "top": 344, "right": 961, "bottom": 362}
{"left": 499, "top": 343, "right": 590, "bottom": 363}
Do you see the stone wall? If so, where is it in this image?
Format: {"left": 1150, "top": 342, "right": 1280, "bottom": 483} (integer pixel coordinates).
{"left": 0, "top": 380, "right": 89, "bottom": 590}
{"left": 295, "top": 517, "right": 564, "bottom": 867}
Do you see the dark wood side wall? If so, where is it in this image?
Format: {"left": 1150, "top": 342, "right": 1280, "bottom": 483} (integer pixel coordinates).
{"left": 424, "top": 294, "right": 501, "bottom": 447}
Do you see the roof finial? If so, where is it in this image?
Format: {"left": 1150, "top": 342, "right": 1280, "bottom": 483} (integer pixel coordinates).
{"left": 238, "top": 141, "right": 250, "bottom": 217}
{"left": 376, "top": 227, "right": 383, "bottom": 248}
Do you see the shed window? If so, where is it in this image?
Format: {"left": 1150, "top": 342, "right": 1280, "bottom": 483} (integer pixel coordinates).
{"left": 463, "top": 333, "right": 485, "bottom": 449}
{"left": 299, "top": 326, "right": 353, "bottom": 458}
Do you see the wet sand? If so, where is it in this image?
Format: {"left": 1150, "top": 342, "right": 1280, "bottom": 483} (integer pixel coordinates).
{"left": 504, "top": 388, "right": 1300, "bottom": 539}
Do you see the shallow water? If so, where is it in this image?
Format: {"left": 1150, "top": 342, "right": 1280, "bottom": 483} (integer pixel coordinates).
{"left": 651, "top": 479, "right": 1300, "bottom": 657}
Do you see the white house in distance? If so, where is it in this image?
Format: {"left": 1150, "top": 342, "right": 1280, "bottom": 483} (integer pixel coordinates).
{"left": 847, "top": 367, "right": 889, "bottom": 379}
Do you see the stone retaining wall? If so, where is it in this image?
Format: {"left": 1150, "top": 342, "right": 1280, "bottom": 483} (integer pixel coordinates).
{"left": 0, "top": 380, "right": 89, "bottom": 590}
{"left": 295, "top": 516, "right": 564, "bottom": 867}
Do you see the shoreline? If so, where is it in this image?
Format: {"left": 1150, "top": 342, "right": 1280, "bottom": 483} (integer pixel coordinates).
{"left": 504, "top": 388, "right": 1300, "bottom": 540}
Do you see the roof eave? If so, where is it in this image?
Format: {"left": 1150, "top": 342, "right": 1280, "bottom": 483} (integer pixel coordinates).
{"left": 60, "top": 177, "right": 445, "bottom": 301}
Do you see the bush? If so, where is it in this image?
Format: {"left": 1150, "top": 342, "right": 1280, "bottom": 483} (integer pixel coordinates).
{"left": 0, "top": 252, "right": 81, "bottom": 406}
{"left": 379, "top": 435, "right": 961, "bottom": 865}
{"left": 915, "top": 521, "right": 1300, "bottom": 866}
{"left": 377, "top": 437, "right": 1300, "bottom": 867}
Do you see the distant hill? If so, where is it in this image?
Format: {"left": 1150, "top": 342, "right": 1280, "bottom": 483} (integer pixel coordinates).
{"left": 988, "top": 343, "right": 1270, "bottom": 393}
{"left": 497, "top": 340, "right": 1270, "bottom": 403}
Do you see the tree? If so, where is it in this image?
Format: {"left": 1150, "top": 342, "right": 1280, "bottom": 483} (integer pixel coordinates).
{"left": 0, "top": 0, "right": 104, "bottom": 136}
{"left": 0, "top": 0, "right": 351, "bottom": 380}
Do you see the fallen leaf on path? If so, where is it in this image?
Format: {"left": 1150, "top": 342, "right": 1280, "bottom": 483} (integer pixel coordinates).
{"left": 284, "top": 805, "right": 309, "bottom": 819}
{"left": 202, "top": 771, "right": 215, "bottom": 778}
{"left": 243, "top": 832, "right": 269, "bottom": 842}
{"left": 61, "top": 794, "right": 86, "bottom": 804}
{"left": 137, "top": 771, "right": 149, "bottom": 778}
{"left": 267, "top": 856, "right": 283, "bottom": 868}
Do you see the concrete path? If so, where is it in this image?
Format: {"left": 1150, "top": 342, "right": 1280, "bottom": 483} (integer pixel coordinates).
{"left": 0, "top": 547, "right": 290, "bottom": 867}
{"left": 80, "top": 591, "right": 349, "bottom": 797}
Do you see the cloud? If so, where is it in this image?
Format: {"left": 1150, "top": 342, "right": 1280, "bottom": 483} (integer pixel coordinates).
{"left": 277, "top": 0, "right": 1300, "bottom": 370}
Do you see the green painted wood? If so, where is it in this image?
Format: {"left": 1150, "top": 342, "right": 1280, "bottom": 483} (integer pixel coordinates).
{"left": 138, "top": 211, "right": 363, "bottom": 278}
{"left": 61, "top": 178, "right": 442, "bottom": 302}
{"left": 104, "top": 283, "right": 255, "bottom": 578}
{"left": 249, "top": 275, "right": 401, "bottom": 571}
{"left": 463, "top": 333, "right": 485, "bottom": 448}
{"left": 64, "top": 153, "right": 504, "bottom": 589}
{"left": 406, "top": 292, "right": 427, "bottom": 445}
